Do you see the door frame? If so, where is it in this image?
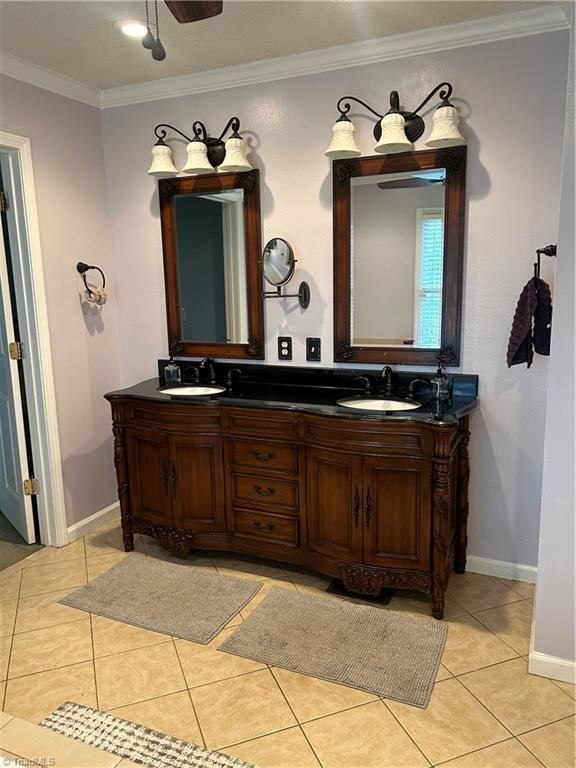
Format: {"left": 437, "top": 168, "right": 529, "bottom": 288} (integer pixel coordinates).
{"left": 0, "top": 131, "right": 68, "bottom": 547}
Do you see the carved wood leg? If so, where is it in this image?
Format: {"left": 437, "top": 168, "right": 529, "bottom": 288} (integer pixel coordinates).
{"left": 432, "top": 459, "right": 452, "bottom": 620}
{"left": 113, "top": 421, "right": 134, "bottom": 553}
{"left": 454, "top": 417, "right": 470, "bottom": 574}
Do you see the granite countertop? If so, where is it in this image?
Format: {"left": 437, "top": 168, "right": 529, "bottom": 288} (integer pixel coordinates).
{"left": 105, "top": 377, "right": 477, "bottom": 426}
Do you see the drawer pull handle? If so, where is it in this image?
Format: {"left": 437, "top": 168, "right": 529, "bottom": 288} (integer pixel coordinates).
{"left": 253, "top": 485, "right": 275, "bottom": 497}
{"left": 365, "top": 488, "right": 372, "bottom": 528}
{"left": 251, "top": 450, "right": 274, "bottom": 463}
{"left": 252, "top": 521, "right": 275, "bottom": 532}
{"left": 353, "top": 486, "right": 360, "bottom": 527}
{"left": 160, "top": 465, "right": 170, "bottom": 494}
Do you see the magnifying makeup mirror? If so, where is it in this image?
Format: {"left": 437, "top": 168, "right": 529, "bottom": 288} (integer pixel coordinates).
{"left": 262, "top": 237, "right": 310, "bottom": 309}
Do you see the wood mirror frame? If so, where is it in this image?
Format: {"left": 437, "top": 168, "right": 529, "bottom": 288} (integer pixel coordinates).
{"left": 333, "top": 146, "right": 466, "bottom": 366}
{"left": 159, "top": 169, "right": 264, "bottom": 359}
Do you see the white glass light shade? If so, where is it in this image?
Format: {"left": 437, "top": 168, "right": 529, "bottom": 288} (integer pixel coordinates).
{"left": 219, "top": 136, "right": 252, "bottom": 172}
{"left": 425, "top": 104, "right": 466, "bottom": 148}
{"left": 325, "top": 119, "right": 361, "bottom": 158}
{"left": 182, "top": 140, "right": 213, "bottom": 174}
{"left": 374, "top": 112, "right": 413, "bottom": 154}
{"left": 147, "top": 143, "right": 177, "bottom": 176}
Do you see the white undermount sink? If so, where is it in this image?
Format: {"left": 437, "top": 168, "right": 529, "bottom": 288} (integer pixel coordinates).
{"left": 160, "top": 385, "right": 226, "bottom": 397}
{"left": 337, "top": 397, "right": 421, "bottom": 412}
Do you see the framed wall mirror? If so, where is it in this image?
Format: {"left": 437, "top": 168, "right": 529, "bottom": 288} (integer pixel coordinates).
{"left": 159, "top": 169, "right": 264, "bottom": 359}
{"left": 333, "top": 147, "right": 466, "bottom": 365}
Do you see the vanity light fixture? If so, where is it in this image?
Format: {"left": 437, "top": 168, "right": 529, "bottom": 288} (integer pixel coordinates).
{"left": 147, "top": 117, "right": 252, "bottom": 177}
{"left": 326, "top": 82, "right": 465, "bottom": 159}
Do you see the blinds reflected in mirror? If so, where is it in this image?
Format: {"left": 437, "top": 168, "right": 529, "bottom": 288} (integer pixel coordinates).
{"left": 415, "top": 209, "right": 444, "bottom": 348}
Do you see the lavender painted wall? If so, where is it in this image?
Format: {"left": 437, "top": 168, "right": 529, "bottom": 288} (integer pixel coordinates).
{"left": 102, "top": 30, "right": 569, "bottom": 568}
{"left": 0, "top": 75, "right": 121, "bottom": 526}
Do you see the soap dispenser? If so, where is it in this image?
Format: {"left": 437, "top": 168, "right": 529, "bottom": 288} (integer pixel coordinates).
{"left": 164, "top": 356, "right": 182, "bottom": 385}
{"left": 430, "top": 366, "right": 451, "bottom": 402}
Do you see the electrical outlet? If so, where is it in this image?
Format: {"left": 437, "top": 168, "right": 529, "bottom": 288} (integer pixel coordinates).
{"left": 278, "top": 336, "right": 292, "bottom": 360}
{"left": 306, "top": 337, "right": 321, "bottom": 362}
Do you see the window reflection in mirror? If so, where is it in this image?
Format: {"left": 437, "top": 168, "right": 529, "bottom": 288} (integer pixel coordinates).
{"left": 350, "top": 169, "right": 446, "bottom": 349}
{"left": 174, "top": 189, "right": 248, "bottom": 344}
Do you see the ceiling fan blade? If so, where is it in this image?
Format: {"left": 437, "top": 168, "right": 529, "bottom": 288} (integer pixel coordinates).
{"left": 377, "top": 178, "right": 435, "bottom": 190}
{"left": 164, "top": 0, "right": 223, "bottom": 23}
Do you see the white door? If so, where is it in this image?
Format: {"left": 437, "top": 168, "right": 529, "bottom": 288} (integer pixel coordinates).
{"left": 0, "top": 230, "right": 35, "bottom": 542}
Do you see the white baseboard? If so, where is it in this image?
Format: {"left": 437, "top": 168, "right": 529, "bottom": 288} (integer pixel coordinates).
{"left": 529, "top": 651, "right": 576, "bottom": 684}
{"left": 67, "top": 502, "right": 120, "bottom": 542}
{"left": 466, "top": 555, "right": 538, "bottom": 583}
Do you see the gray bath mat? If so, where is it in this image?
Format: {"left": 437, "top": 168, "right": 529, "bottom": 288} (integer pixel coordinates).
{"left": 60, "top": 553, "right": 260, "bottom": 644}
{"left": 42, "top": 702, "right": 256, "bottom": 768}
{"left": 219, "top": 587, "right": 447, "bottom": 708}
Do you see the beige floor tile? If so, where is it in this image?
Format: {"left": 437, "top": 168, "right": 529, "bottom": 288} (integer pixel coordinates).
{"left": 213, "top": 555, "right": 290, "bottom": 582}
{"left": 4, "top": 661, "right": 97, "bottom": 722}
{"left": 116, "top": 761, "right": 144, "bottom": 767}
{"left": 22, "top": 539, "right": 85, "bottom": 568}
{"left": 191, "top": 668, "right": 296, "bottom": 749}
{"left": 0, "top": 716, "right": 118, "bottom": 767}
{"left": 20, "top": 560, "right": 87, "bottom": 597}
{"left": 459, "top": 658, "right": 575, "bottom": 735}
{"left": 446, "top": 572, "right": 523, "bottom": 613}
{"left": 553, "top": 679, "right": 576, "bottom": 699}
{"left": 519, "top": 715, "right": 575, "bottom": 768}
{"left": 0, "top": 681, "right": 5, "bottom": 707}
{"left": 91, "top": 615, "right": 170, "bottom": 658}
{"left": 388, "top": 590, "right": 466, "bottom": 620}
{"left": 0, "top": 710, "right": 13, "bottom": 728}
{"left": 473, "top": 600, "right": 533, "bottom": 656}
{"left": 497, "top": 578, "right": 536, "bottom": 600}
{"left": 85, "top": 522, "right": 143, "bottom": 558}
{"left": 437, "top": 737, "right": 543, "bottom": 767}
{"left": 435, "top": 664, "right": 452, "bottom": 682}
{"left": 95, "top": 641, "right": 186, "bottom": 710}
{"left": 175, "top": 627, "right": 266, "bottom": 689}
{"left": 8, "top": 619, "right": 93, "bottom": 679}
{"left": 87, "top": 551, "right": 129, "bottom": 580}
{"left": 302, "top": 699, "right": 429, "bottom": 768}
{"left": 0, "top": 636, "right": 12, "bottom": 682}
{"left": 386, "top": 678, "right": 510, "bottom": 765}
{"left": 272, "top": 667, "right": 377, "bottom": 723}
{"left": 0, "top": 600, "right": 17, "bottom": 638}
{"left": 109, "top": 690, "right": 203, "bottom": 745}
{"left": 14, "top": 589, "right": 87, "bottom": 634}
{"left": 441, "top": 615, "right": 517, "bottom": 675}
{"left": 287, "top": 570, "right": 332, "bottom": 592}
{"left": 224, "top": 726, "right": 321, "bottom": 768}
{"left": 240, "top": 580, "right": 296, "bottom": 619}
{"left": 0, "top": 573, "right": 21, "bottom": 602}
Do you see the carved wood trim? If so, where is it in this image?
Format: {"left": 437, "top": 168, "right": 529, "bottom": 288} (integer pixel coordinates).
{"left": 132, "top": 517, "right": 195, "bottom": 557}
{"left": 432, "top": 458, "right": 452, "bottom": 618}
{"left": 340, "top": 564, "right": 431, "bottom": 595}
{"left": 455, "top": 416, "right": 471, "bottom": 573}
{"left": 113, "top": 423, "right": 134, "bottom": 552}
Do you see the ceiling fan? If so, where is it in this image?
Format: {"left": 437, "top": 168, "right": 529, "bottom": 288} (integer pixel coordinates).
{"left": 164, "top": 1, "right": 223, "bottom": 23}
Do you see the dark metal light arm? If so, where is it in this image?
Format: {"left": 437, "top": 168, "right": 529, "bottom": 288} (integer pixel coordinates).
{"left": 336, "top": 96, "right": 384, "bottom": 120}
{"left": 217, "top": 116, "right": 241, "bottom": 140}
{"left": 410, "top": 82, "right": 453, "bottom": 116}
{"left": 154, "top": 123, "right": 193, "bottom": 144}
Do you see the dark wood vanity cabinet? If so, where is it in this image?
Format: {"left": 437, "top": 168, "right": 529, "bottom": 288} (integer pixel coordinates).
{"left": 110, "top": 399, "right": 471, "bottom": 619}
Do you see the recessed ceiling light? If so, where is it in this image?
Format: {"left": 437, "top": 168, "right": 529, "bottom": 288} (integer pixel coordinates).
{"left": 115, "top": 20, "right": 148, "bottom": 39}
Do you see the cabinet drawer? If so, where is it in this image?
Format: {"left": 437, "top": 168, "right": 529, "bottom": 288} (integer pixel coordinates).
{"left": 229, "top": 439, "right": 297, "bottom": 476}
{"left": 232, "top": 473, "right": 298, "bottom": 512}
{"left": 222, "top": 408, "right": 299, "bottom": 441}
{"left": 232, "top": 508, "right": 299, "bottom": 547}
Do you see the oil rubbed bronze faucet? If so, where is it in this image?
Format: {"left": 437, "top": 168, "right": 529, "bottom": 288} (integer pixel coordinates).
{"left": 380, "top": 366, "right": 394, "bottom": 396}
{"left": 408, "top": 378, "right": 431, "bottom": 398}
{"left": 353, "top": 375, "right": 374, "bottom": 394}
{"left": 199, "top": 357, "right": 216, "bottom": 384}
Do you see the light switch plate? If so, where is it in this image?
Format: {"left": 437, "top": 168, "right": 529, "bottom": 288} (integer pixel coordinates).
{"left": 306, "top": 337, "right": 321, "bottom": 362}
{"left": 278, "top": 336, "right": 292, "bottom": 360}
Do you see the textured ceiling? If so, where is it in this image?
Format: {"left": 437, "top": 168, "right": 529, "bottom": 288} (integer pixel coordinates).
{"left": 0, "top": 1, "right": 556, "bottom": 90}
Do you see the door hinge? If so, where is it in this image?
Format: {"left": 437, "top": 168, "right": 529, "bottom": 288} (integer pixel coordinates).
{"left": 23, "top": 477, "right": 39, "bottom": 496}
{"left": 9, "top": 341, "right": 23, "bottom": 360}
{"left": 0, "top": 191, "right": 7, "bottom": 212}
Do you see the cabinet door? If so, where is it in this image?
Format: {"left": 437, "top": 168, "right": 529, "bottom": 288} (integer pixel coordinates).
{"left": 169, "top": 434, "right": 226, "bottom": 532}
{"left": 363, "top": 456, "right": 431, "bottom": 570}
{"left": 306, "top": 447, "right": 362, "bottom": 561}
{"left": 126, "top": 429, "right": 171, "bottom": 526}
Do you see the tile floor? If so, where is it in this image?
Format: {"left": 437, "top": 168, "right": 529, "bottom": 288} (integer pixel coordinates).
{"left": 0, "top": 512, "right": 43, "bottom": 571}
{"left": 0, "top": 515, "right": 574, "bottom": 768}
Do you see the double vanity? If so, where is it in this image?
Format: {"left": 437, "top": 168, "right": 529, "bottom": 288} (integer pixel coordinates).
{"left": 107, "top": 142, "right": 474, "bottom": 618}
{"left": 107, "top": 365, "right": 476, "bottom": 619}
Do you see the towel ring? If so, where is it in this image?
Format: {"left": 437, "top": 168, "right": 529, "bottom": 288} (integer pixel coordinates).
{"left": 77, "top": 262, "right": 107, "bottom": 305}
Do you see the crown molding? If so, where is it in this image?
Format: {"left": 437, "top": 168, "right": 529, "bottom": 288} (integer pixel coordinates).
{"left": 0, "top": 6, "right": 569, "bottom": 110}
{"left": 100, "top": 5, "right": 569, "bottom": 108}
{"left": 0, "top": 53, "right": 101, "bottom": 108}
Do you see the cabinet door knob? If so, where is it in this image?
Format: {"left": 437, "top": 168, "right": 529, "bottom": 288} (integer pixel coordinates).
{"left": 365, "top": 488, "right": 372, "bottom": 528}
{"left": 353, "top": 486, "right": 360, "bottom": 527}
{"left": 252, "top": 521, "right": 275, "bottom": 532}
{"left": 252, "top": 450, "right": 274, "bottom": 463}
{"left": 253, "top": 485, "right": 275, "bottom": 497}
{"left": 171, "top": 462, "right": 177, "bottom": 496}
{"left": 161, "top": 465, "right": 169, "bottom": 494}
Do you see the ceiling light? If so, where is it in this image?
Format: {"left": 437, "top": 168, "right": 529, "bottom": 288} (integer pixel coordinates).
{"left": 116, "top": 20, "right": 148, "bottom": 38}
